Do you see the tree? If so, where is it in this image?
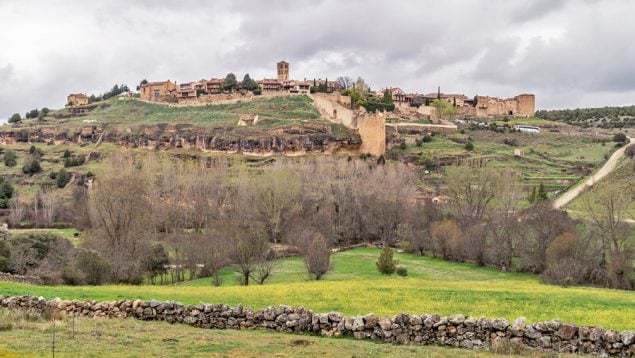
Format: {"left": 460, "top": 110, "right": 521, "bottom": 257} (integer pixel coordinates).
{"left": 8, "top": 113, "right": 21, "bottom": 123}
{"left": 464, "top": 142, "right": 474, "bottom": 151}
{"left": 22, "top": 159, "right": 41, "bottom": 175}
{"left": 250, "top": 167, "right": 301, "bottom": 243}
{"left": 241, "top": 73, "right": 258, "bottom": 91}
{"left": 56, "top": 169, "right": 71, "bottom": 188}
{"left": 376, "top": 246, "right": 397, "bottom": 275}
{"left": 144, "top": 243, "right": 169, "bottom": 284}
{"left": 431, "top": 99, "right": 458, "bottom": 120}
{"left": 3, "top": 150, "right": 16, "bottom": 167}
{"left": 613, "top": 133, "right": 627, "bottom": 143}
{"left": 336, "top": 76, "right": 354, "bottom": 90}
{"left": 303, "top": 233, "right": 331, "bottom": 280}
{"left": 231, "top": 227, "right": 270, "bottom": 286}
{"left": 87, "top": 156, "right": 152, "bottom": 283}
{"left": 25, "top": 109, "right": 39, "bottom": 119}
{"left": 536, "top": 183, "right": 548, "bottom": 202}
{"left": 382, "top": 89, "right": 393, "bottom": 105}
{"left": 583, "top": 184, "right": 634, "bottom": 289}
{"left": 223, "top": 73, "right": 238, "bottom": 92}
{"left": 75, "top": 249, "right": 111, "bottom": 285}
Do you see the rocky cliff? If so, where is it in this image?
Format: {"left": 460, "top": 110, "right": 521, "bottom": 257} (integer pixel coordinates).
{"left": 0, "top": 123, "right": 362, "bottom": 155}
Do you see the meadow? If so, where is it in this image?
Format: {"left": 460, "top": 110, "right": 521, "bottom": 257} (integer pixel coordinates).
{"left": 0, "top": 309, "right": 558, "bottom": 358}
{"left": 1, "top": 248, "right": 633, "bottom": 331}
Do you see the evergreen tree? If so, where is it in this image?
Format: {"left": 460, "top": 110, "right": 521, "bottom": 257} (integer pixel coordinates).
{"left": 537, "top": 183, "right": 548, "bottom": 202}
{"left": 223, "top": 73, "right": 238, "bottom": 92}
{"left": 376, "top": 246, "right": 397, "bottom": 275}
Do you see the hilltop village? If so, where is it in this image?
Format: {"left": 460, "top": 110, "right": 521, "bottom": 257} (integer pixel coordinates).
{"left": 66, "top": 60, "right": 535, "bottom": 119}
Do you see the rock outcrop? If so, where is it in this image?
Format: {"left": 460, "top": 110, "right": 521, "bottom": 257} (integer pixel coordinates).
{"left": 0, "top": 123, "right": 361, "bottom": 155}
{"left": 1, "top": 295, "right": 632, "bottom": 356}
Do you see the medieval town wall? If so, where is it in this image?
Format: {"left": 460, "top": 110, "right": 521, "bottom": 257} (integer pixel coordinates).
{"left": 516, "top": 94, "right": 536, "bottom": 117}
{"left": 1, "top": 295, "right": 632, "bottom": 356}
{"left": 358, "top": 114, "right": 386, "bottom": 156}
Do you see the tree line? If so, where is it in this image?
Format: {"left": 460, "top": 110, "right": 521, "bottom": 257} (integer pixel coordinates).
{"left": 0, "top": 154, "right": 632, "bottom": 289}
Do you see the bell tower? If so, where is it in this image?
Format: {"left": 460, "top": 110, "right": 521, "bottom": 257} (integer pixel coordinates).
{"left": 277, "top": 61, "right": 289, "bottom": 81}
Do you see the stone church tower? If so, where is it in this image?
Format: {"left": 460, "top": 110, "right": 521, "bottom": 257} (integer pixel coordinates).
{"left": 277, "top": 61, "right": 289, "bottom": 81}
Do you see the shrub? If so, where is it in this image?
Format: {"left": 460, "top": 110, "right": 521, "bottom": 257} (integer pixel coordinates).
{"left": 62, "top": 149, "right": 71, "bottom": 158}
{"left": 304, "top": 233, "right": 331, "bottom": 280}
{"left": 376, "top": 246, "right": 397, "bottom": 275}
{"left": 76, "top": 250, "right": 111, "bottom": 285}
{"left": 22, "top": 159, "right": 41, "bottom": 175}
{"left": 8, "top": 113, "right": 21, "bottom": 123}
{"left": 4, "top": 150, "right": 17, "bottom": 167}
{"left": 56, "top": 169, "right": 71, "bottom": 188}
{"left": 64, "top": 156, "right": 85, "bottom": 168}
{"left": 613, "top": 133, "right": 627, "bottom": 143}
{"left": 396, "top": 265, "right": 408, "bottom": 277}
{"left": 399, "top": 141, "right": 407, "bottom": 150}
{"left": 465, "top": 142, "right": 474, "bottom": 151}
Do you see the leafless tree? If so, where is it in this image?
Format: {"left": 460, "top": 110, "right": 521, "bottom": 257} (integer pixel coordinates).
{"left": 301, "top": 232, "right": 331, "bottom": 280}
{"left": 39, "top": 190, "right": 57, "bottom": 227}
{"left": 583, "top": 184, "right": 634, "bottom": 289}
{"left": 9, "top": 192, "right": 26, "bottom": 227}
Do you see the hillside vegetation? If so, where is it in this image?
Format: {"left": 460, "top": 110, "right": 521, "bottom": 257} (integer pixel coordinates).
{"left": 536, "top": 105, "right": 635, "bottom": 128}
{"left": 1, "top": 248, "right": 633, "bottom": 330}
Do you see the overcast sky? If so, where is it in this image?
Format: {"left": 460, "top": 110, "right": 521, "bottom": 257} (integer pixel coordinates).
{"left": 1, "top": 0, "right": 634, "bottom": 119}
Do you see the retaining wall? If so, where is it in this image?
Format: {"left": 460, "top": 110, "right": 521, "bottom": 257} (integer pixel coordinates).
{"left": 0, "top": 295, "right": 632, "bottom": 356}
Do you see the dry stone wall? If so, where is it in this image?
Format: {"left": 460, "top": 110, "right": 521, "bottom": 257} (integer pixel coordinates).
{"left": 0, "top": 295, "right": 633, "bottom": 356}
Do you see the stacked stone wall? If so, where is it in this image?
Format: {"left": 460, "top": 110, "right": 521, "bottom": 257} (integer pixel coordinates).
{"left": 0, "top": 295, "right": 632, "bottom": 356}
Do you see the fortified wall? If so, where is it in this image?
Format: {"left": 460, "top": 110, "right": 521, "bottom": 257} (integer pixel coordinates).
{"left": 310, "top": 93, "right": 386, "bottom": 156}
{"left": 1, "top": 295, "right": 632, "bottom": 356}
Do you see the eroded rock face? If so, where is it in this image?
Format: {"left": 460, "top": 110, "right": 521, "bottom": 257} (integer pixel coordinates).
{"left": 0, "top": 124, "right": 362, "bottom": 155}
{"left": 0, "top": 295, "right": 632, "bottom": 356}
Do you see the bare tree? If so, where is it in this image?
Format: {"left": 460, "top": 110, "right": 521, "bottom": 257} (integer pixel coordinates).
{"left": 230, "top": 224, "right": 270, "bottom": 286}
{"left": 336, "top": 76, "right": 354, "bottom": 90}
{"left": 430, "top": 219, "right": 460, "bottom": 260}
{"left": 87, "top": 154, "right": 153, "bottom": 283}
{"left": 301, "top": 232, "right": 331, "bottom": 280}
{"left": 9, "top": 192, "right": 26, "bottom": 227}
{"left": 39, "top": 190, "right": 57, "bottom": 227}
{"left": 583, "top": 184, "right": 634, "bottom": 289}
{"left": 250, "top": 166, "right": 301, "bottom": 243}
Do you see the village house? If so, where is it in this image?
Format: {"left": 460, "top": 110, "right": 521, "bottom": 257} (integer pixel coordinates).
{"left": 139, "top": 80, "right": 177, "bottom": 101}
{"left": 205, "top": 78, "right": 224, "bottom": 93}
{"left": 176, "top": 82, "right": 197, "bottom": 99}
{"left": 66, "top": 93, "right": 89, "bottom": 107}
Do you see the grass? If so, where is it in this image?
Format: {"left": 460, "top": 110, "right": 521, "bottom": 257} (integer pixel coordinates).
{"left": 565, "top": 156, "right": 635, "bottom": 218}
{"left": 0, "top": 309, "right": 544, "bottom": 358}
{"left": 1, "top": 95, "right": 323, "bottom": 131}
{"left": 1, "top": 248, "right": 633, "bottom": 330}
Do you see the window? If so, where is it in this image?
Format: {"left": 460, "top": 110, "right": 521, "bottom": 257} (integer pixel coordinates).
{"left": 154, "top": 90, "right": 160, "bottom": 97}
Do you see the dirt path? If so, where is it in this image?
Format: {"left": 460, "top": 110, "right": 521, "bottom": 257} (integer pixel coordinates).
{"left": 553, "top": 137, "right": 634, "bottom": 209}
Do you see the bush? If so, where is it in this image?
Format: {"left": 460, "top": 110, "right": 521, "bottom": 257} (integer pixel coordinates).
{"left": 613, "top": 133, "right": 627, "bottom": 143}
{"left": 25, "top": 109, "right": 39, "bottom": 119}
{"left": 56, "top": 169, "right": 71, "bottom": 188}
{"left": 8, "top": 113, "right": 21, "bottom": 123}
{"left": 3, "top": 150, "right": 17, "bottom": 167}
{"left": 22, "top": 159, "right": 41, "bottom": 175}
{"left": 64, "top": 156, "right": 85, "bottom": 168}
{"left": 62, "top": 149, "right": 71, "bottom": 158}
{"left": 465, "top": 142, "right": 474, "bottom": 151}
{"left": 376, "top": 246, "right": 397, "bottom": 275}
{"left": 396, "top": 265, "right": 408, "bottom": 277}
{"left": 76, "top": 249, "right": 111, "bottom": 285}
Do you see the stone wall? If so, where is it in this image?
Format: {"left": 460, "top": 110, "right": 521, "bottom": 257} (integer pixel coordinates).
{"left": 0, "top": 273, "right": 44, "bottom": 285}
{"left": 0, "top": 295, "right": 632, "bottom": 356}
{"left": 309, "top": 93, "right": 387, "bottom": 156}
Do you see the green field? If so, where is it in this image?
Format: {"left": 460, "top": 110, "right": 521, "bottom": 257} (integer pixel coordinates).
{"left": 0, "top": 309, "right": 551, "bottom": 358}
{"left": 3, "top": 95, "right": 324, "bottom": 131}
{"left": 1, "top": 248, "right": 633, "bottom": 330}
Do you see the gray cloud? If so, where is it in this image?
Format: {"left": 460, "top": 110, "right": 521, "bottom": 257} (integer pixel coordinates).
{"left": 1, "top": 0, "right": 634, "bottom": 119}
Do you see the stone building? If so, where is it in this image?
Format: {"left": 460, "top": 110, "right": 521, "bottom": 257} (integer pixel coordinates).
{"left": 66, "top": 93, "right": 89, "bottom": 107}
{"left": 140, "top": 80, "right": 177, "bottom": 101}
{"left": 277, "top": 60, "right": 289, "bottom": 81}
{"left": 176, "top": 82, "right": 197, "bottom": 99}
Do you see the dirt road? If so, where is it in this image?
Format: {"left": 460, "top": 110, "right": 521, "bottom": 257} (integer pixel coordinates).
{"left": 553, "top": 137, "right": 634, "bottom": 209}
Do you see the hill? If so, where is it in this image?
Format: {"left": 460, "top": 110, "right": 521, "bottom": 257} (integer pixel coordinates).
{"left": 536, "top": 105, "right": 635, "bottom": 129}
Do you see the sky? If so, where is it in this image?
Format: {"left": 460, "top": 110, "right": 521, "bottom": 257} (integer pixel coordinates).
{"left": 1, "top": 0, "right": 634, "bottom": 119}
